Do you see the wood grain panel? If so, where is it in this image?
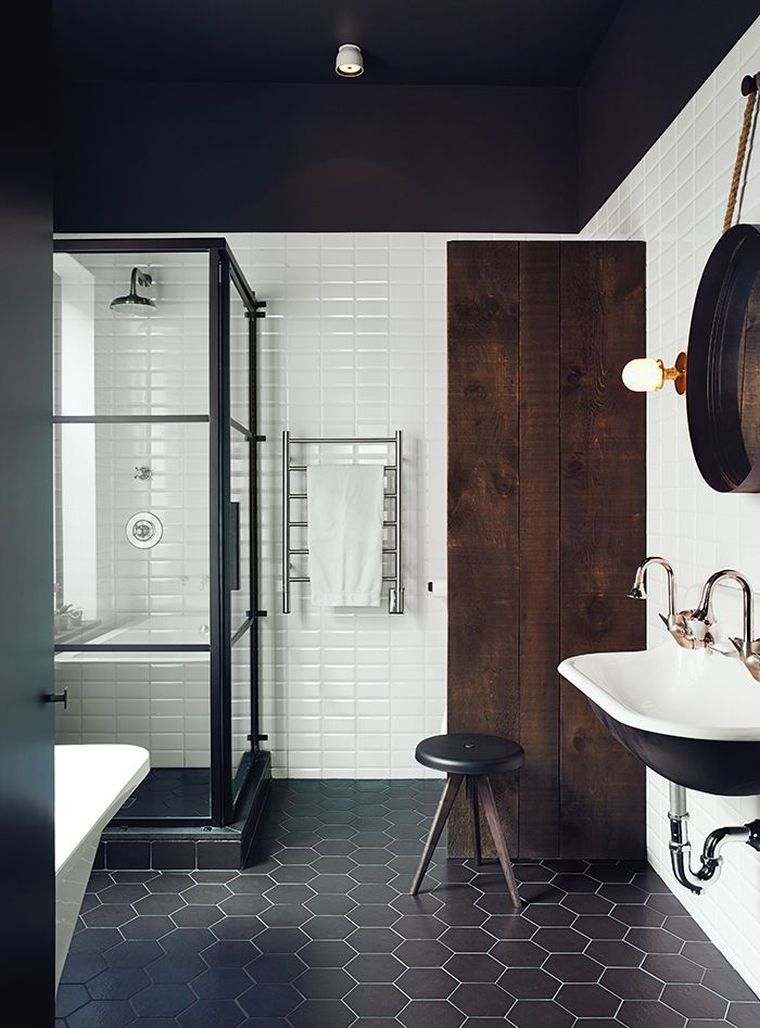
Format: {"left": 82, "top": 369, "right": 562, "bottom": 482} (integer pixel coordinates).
{"left": 447, "top": 241, "right": 520, "bottom": 856}
{"left": 559, "top": 242, "right": 646, "bottom": 859}
{"left": 518, "top": 242, "right": 560, "bottom": 858}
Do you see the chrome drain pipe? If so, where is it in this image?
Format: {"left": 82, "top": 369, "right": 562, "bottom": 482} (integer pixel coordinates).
{"left": 668, "top": 782, "right": 760, "bottom": 894}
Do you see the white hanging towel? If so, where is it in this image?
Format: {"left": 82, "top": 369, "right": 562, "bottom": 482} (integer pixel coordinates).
{"left": 306, "top": 464, "right": 385, "bottom": 607}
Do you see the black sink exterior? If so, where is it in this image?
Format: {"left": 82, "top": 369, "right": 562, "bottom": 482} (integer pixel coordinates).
{"left": 589, "top": 699, "right": 760, "bottom": 796}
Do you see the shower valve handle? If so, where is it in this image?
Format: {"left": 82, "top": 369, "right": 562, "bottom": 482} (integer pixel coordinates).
{"left": 46, "top": 688, "right": 68, "bottom": 710}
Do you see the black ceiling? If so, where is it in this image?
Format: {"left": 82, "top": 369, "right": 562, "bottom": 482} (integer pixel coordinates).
{"left": 54, "top": 0, "right": 624, "bottom": 85}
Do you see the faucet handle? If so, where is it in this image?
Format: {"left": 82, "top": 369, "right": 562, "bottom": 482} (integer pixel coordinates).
{"left": 730, "top": 637, "right": 760, "bottom": 679}
{"left": 660, "top": 610, "right": 712, "bottom": 650}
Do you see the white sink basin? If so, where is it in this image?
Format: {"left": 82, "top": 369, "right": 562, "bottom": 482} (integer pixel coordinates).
{"left": 558, "top": 644, "right": 760, "bottom": 795}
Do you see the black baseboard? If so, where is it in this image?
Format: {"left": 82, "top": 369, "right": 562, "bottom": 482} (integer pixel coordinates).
{"left": 97, "top": 751, "right": 272, "bottom": 871}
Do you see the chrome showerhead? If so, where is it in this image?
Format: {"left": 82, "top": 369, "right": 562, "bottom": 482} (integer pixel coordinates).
{"left": 110, "top": 267, "right": 157, "bottom": 316}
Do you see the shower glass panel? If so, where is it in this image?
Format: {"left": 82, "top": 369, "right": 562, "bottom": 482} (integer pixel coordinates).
{"left": 53, "top": 238, "right": 263, "bottom": 828}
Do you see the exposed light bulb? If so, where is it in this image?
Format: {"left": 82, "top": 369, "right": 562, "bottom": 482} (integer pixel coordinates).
{"left": 336, "top": 43, "right": 364, "bottom": 77}
{"left": 622, "top": 357, "right": 665, "bottom": 392}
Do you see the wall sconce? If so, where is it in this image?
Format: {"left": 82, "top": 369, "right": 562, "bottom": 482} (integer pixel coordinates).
{"left": 622, "top": 352, "right": 687, "bottom": 395}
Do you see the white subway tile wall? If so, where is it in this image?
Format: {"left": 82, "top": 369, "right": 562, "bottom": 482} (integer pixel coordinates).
{"left": 224, "top": 231, "right": 580, "bottom": 779}
{"left": 581, "top": 13, "right": 760, "bottom": 996}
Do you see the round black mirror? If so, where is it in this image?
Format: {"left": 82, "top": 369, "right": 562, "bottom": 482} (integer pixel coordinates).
{"left": 687, "top": 223, "right": 760, "bottom": 492}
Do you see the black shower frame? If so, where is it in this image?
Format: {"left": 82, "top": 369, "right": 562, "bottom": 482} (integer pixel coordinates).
{"left": 52, "top": 237, "right": 264, "bottom": 829}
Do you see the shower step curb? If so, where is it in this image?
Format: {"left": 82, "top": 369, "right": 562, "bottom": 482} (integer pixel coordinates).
{"left": 97, "top": 752, "right": 272, "bottom": 871}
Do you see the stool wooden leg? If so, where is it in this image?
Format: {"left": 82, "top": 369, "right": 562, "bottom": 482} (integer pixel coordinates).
{"left": 466, "top": 776, "right": 482, "bottom": 866}
{"left": 477, "top": 775, "right": 521, "bottom": 909}
{"left": 410, "top": 773, "right": 463, "bottom": 896}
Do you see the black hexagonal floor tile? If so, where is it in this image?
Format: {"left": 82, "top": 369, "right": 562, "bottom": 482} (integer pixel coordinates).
{"left": 394, "top": 939, "right": 453, "bottom": 967}
{"left": 211, "top": 914, "right": 265, "bottom": 940}
{"left": 617, "top": 998, "right": 686, "bottom": 1027}
{"left": 299, "top": 940, "right": 356, "bottom": 967}
{"left": 219, "top": 892, "right": 270, "bottom": 916}
{"left": 288, "top": 999, "right": 356, "bottom": 1028}
{"left": 532, "top": 926, "right": 588, "bottom": 953}
{"left": 661, "top": 982, "right": 729, "bottom": 1019}
{"left": 131, "top": 981, "right": 196, "bottom": 1017}
{"left": 57, "top": 787, "right": 760, "bottom": 1028}
{"left": 439, "top": 927, "right": 494, "bottom": 952}
{"left": 397, "top": 966, "right": 457, "bottom": 998}
{"left": 399, "top": 999, "right": 466, "bottom": 1028}
{"left": 303, "top": 914, "right": 357, "bottom": 940}
{"left": 171, "top": 904, "right": 223, "bottom": 929}
{"left": 499, "top": 966, "right": 561, "bottom": 999}
{"left": 189, "top": 966, "right": 252, "bottom": 999}
{"left": 134, "top": 893, "right": 187, "bottom": 916}
{"left": 585, "top": 938, "right": 645, "bottom": 967}
{"left": 444, "top": 953, "right": 504, "bottom": 983}
{"left": 393, "top": 915, "right": 445, "bottom": 940}
{"left": 348, "top": 904, "right": 401, "bottom": 928}
{"left": 201, "top": 940, "right": 258, "bottom": 967}
{"left": 346, "top": 982, "right": 407, "bottom": 1016}
{"left": 555, "top": 982, "right": 619, "bottom": 1017}
{"left": 253, "top": 926, "right": 309, "bottom": 953}
{"left": 508, "top": 998, "right": 574, "bottom": 1028}
{"left": 81, "top": 904, "right": 136, "bottom": 929}
{"left": 524, "top": 903, "right": 576, "bottom": 927}
{"left": 490, "top": 939, "right": 548, "bottom": 967}
{"left": 177, "top": 998, "right": 246, "bottom": 1027}
{"left": 543, "top": 952, "right": 603, "bottom": 983}
{"left": 238, "top": 981, "right": 302, "bottom": 1017}
{"left": 450, "top": 982, "right": 513, "bottom": 1016}
{"left": 347, "top": 953, "right": 405, "bottom": 982}
{"left": 246, "top": 953, "right": 306, "bottom": 983}
{"left": 66, "top": 999, "right": 135, "bottom": 1027}
{"left": 600, "top": 966, "right": 664, "bottom": 999}
{"left": 295, "top": 967, "right": 355, "bottom": 999}
{"left": 86, "top": 966, "right": 151, "bottom": 1000}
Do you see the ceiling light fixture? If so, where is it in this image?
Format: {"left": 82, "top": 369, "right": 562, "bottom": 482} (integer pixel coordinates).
{"left": 336, "top": 43, "right": 363, "bottom": 78}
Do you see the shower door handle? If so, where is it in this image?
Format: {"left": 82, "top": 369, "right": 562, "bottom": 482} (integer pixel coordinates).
{"left": 46, "top": 688, "right": 68, "bottom": 710}
{"left": 229, "top": 501, "right": 240, "bottom": 591}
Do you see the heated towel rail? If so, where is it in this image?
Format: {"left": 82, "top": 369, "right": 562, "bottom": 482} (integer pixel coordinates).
{"left": 282, "top": 430, "right": 404, "bottom": 615}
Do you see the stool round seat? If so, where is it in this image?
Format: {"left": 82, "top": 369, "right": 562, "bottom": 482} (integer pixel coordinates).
{"left": 415, "top": 733, "right": 524, "bottom": 776}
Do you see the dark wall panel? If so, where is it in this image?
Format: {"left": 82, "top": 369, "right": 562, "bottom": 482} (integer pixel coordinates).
{"left": 448, "top": 240, "right": 645, "bottom": 859}
{"left": 518, "top": 242, "right": 560, "bottom": 858}
{"left": 54, "top": 83, "right": 577, "bottom": 233}
{"left": 578, "top": 0, "right": 759, "bottom": 226}
{"left": 447, "top": 241, "right": 520, "bottom": 856}
{"left": 0, "top": 0, "right": 55, "bottom": 1015}
{"left": 558, "top": 242, "right": 646, "bottom": 857}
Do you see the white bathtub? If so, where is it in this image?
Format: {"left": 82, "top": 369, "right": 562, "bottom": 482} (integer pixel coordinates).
{"left": 55, "top": 615, "right": 210, "bottom": 664}
{"left": 55, "top": 744, "right": 149, "bottom": 987}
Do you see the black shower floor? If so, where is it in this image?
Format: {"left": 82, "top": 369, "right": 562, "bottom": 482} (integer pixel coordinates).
{"left": 59, "top": 778, "right": 760, "bottom": 1027}
{"left": 116, "top": 768, "right": 210, "bottom": 820}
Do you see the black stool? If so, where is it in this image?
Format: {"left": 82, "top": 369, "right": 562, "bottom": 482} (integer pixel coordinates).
{"left": 411, "top": 733, "right": 525, "bottom": 908}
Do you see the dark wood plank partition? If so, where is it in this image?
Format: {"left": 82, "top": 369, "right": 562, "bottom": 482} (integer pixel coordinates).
{"left": 447, "top": 240, "right": 646, "bottom": 859}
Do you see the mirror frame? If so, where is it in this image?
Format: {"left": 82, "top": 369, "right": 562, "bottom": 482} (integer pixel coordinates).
{"left": 687, "top": 223, "right": 760, "bottom": 493}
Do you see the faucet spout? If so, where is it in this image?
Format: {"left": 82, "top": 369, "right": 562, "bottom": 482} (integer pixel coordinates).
{"left": 628, "top": 556, "right": 676, "bottom": 616}
{"left": 692, "top": 569, "right": 753, "bottom": 657}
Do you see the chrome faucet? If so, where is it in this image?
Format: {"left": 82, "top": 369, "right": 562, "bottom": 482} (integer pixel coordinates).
{"left": 691, "top": 570, "right": 760, "bottom": 678}
{"left": 628, "top": 556, "right": 676, "bottom": 614}
{"left": 628, "top": 556, "right": 700, "bottom": 649}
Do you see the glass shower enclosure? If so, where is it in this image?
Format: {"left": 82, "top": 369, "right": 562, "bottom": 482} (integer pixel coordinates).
{"left": 52, "top": 237, "right": 265, "bottom": 828}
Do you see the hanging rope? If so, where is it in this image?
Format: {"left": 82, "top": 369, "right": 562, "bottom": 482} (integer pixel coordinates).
{"left": 723, "top": 72, "right": 760, "bottom": 232}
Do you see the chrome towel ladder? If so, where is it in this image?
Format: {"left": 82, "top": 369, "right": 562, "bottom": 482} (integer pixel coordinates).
{"left": 282, "top": 430, "right": 404, "bottom": 615}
